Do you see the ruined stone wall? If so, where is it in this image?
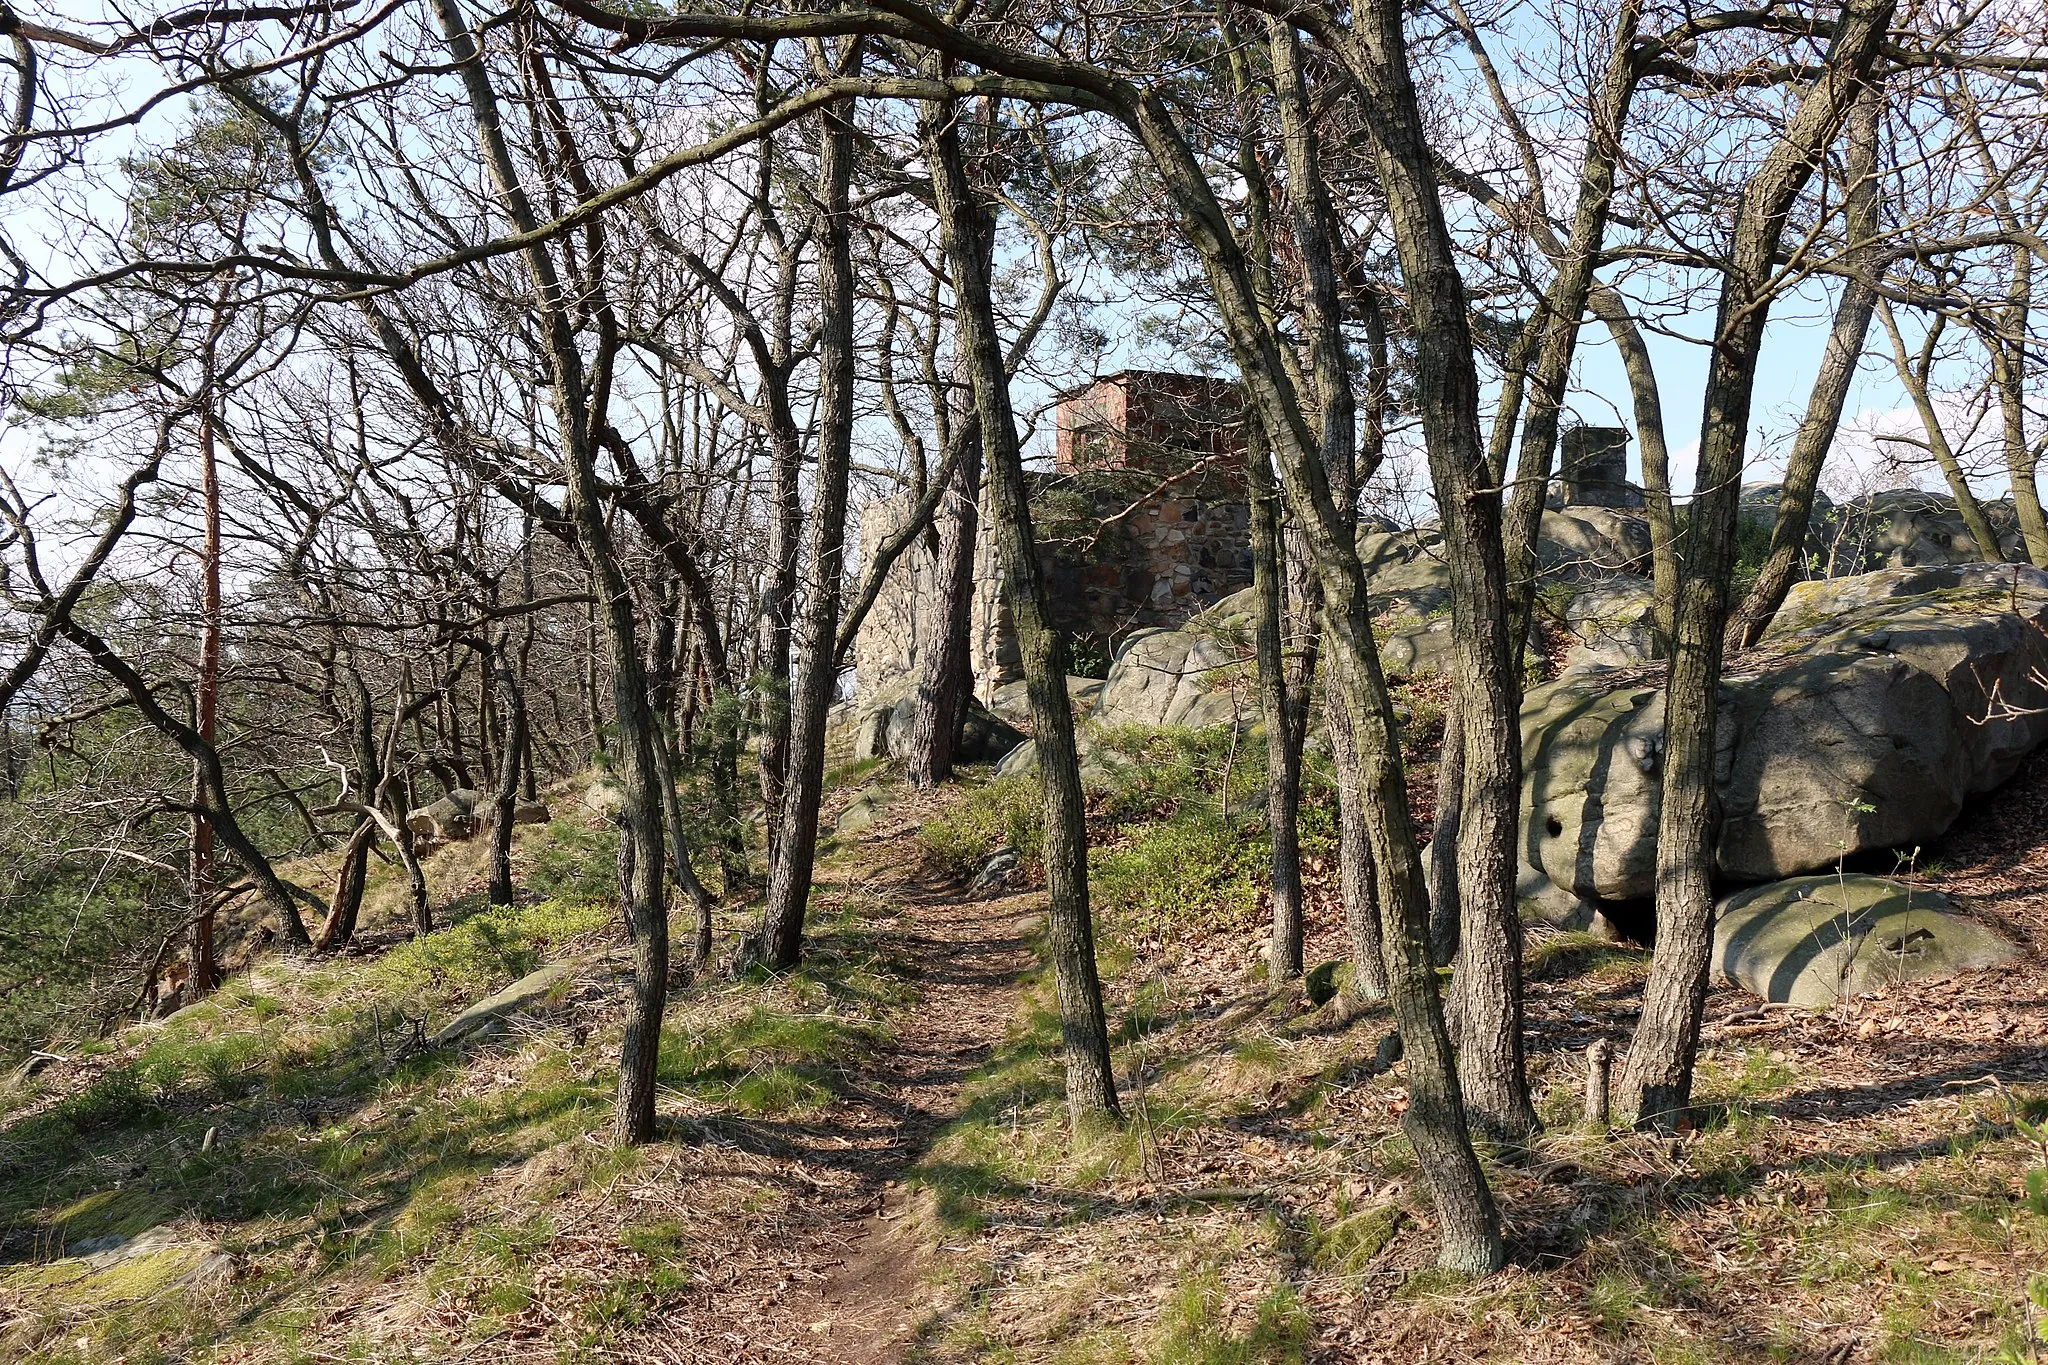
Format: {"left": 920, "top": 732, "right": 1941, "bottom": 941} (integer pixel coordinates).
{"left": 968, "top": 474, "right": 1251, "bottom": 699}
{"left": 852, "top": 493, "right": 944, "bottom": 704}
{"left": 857, "top": 368, "right": 1255, "bottom": 706}
{"left": 856, "top": 475, "right": 1254, "bottom": 706}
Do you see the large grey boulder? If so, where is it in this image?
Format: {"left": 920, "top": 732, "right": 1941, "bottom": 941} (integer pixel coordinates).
{"left": 581, "top": 774, "right": 627, "bottom": 819}
{"left": 1764, "top": 564, "right": 2048, "bottom": 791}
{"left": 407, "top": 788, "right": 482, "bottom": 840}
{"left": 852, "top": 688, "right": 1026, "bottom": 764}
{"left": 1537, "top": 507, "right": 1654, "bottom": 578}
{"left": 1091, "top": 627, "right": 1242, "bottom": 730}
{"left": 1832, "top": 490, "right": 2023, "bottom": 572}
{"left": 1357, "top": 514, "right": 1650, "bottom": 679}
{"left": 1738, "top": 482, "right": 1837, "bottom": 572}
{"left": 1521, "top": 679, "right": 1670, "bottom": 903}
{"left": 1519, "top": 563, "right": 2048, "bottom": 908}
{"left": 988, "top": 676, "right": 1105, "bottom": 729}
{"left": 1740, "top": 481, "right": 1835, "bottom": 524}
{"left": 1714, "top": 875, "right": 2015, "bottom": 1006}
{"left": 1378, "top": 613, "right": 1462, "bottom": 678}
{"left": 835, "top": 785, "right": 886, "bottom": 835}
{"left": 406, "top": 788, "right": 550, "bottom": 840}
{"left": 1555, "top": 573, "right": 1662, "bottom": 675}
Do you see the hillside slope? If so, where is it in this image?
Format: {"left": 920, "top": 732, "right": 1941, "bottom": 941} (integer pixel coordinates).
{"left": 4, "top": 752, "right": 2047, "bottom": 1364}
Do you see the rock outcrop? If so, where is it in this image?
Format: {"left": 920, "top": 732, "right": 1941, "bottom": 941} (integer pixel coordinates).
{"left": 406, "top": 789, "right": 550, "bottom": 841}
{"left": 1830, "top": 490, "right": 2025, "bottom": 572}
{"left": 431, "top": 960, "right": 578, "bottom": 1045}
{"left": 846, "top": 690, "right": 1027, "bottom": 766}
{"left": 1713, "top": 875, "right": 2015, "bottom": 1006}
{"left": 1519, "top": 563, "right": 2048, "bottom": 922}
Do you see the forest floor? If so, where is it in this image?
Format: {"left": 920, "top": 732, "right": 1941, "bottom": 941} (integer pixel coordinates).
{"left": 3, "top": 745, "right": 2048, "bottom": 1364}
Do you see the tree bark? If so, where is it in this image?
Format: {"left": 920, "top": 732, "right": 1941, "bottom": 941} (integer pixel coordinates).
{"left": 1124, "top": 73, "right": 1502, "bottom": 1270}
{"left": 1268, "top": 22, "right": 1390, "bottom": 1007}
{"left": 189, "top": 392, "right": 223, "bottom": 997}
{"left": 1313, "top": 7, "right": 1536, "bottom": 1143}
{"left": 487, "top": 640, "right": 527, "bottom": 908}
{"left": 1250, "top": 427, "right": 1305, "bottom": 985}
{"left": 759, "top": 66, "right": 860, "bottom": 969}
{"left": 1618, "top": 0, "right": 1897, "bottom": 1127}
{"left": 925, "top": 92, "right": 1120, "bottom": 1125}
{"left": 904, "top": 327, "right": 985, "bottom": 787}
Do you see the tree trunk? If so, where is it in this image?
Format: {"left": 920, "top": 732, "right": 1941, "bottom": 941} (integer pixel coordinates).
{"left": 1126, "top": 75, "right": 1502, "bottom": 1271}
{"left": 1311, "top": 8, "right": 1536, "bottom": 1143}
{"left": 1618, "top": 0, "right": 1896, "bottom": 1127}
{"left": 759, "top": 77, "right": 859, "bottom": 970}
{"left": 430, "top": 0, "right": 673, "bottom": 1143}
{"left": 1269, "top": 22, "right": 1396, "bottom": 1011}
{"left": 1876, "top": 299, "right": 2005, "bottom": 561}
{"left": 1426, "top": 702, "right": 1464, "bottom": 965}
{"left": 1992, "top": 338, "right": 2047, "bottom": 569}
{"left": 1591, "top": 289, "right": 1680, "bottom": 642}
{"left": 189, "top": 397, "right": 223, "bottom": 998}
{"left": 757, "top": 424, "right": 801, "bottom": 845}
{"left": 314, "top": 819, "right": 374, "bottom": 952}
{"left": 926, "top": 94, "right": 1120, "bottom": 1125}
{"left": 1728, "top": 90, "right": 1883, "bottom": 649}
{"left": 904, "top": 325, "right": 985, "bottom": 788}
{"left": 1250, "top": 427, "right": 1305, "bottom": 985}
{"left": 656, "top": 728, "right": 717, "bottom": 968}
{"left": 488, "top": 641, "right": 527, "bottom": 908}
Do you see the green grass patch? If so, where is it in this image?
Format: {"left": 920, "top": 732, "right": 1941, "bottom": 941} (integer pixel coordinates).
{"left": 1152, "top": 1267, "right": 1312, "bottom": 1364}
{"left": 920, "top": 772, "right": 1043, "bottom": 872}
{"left": 659, "top": 1006, "right": 887, "bottom": 1116}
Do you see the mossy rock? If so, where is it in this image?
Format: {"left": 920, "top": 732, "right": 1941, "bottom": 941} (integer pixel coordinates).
{"left": 0, "top": 1230, "right": 218, "bottom": 1309}
{"left": 1304, "top": 960, "right": 1353, "bottom": 1007}
{"left": 1714, "top": 874, "right": 2016, "bottom": 1006}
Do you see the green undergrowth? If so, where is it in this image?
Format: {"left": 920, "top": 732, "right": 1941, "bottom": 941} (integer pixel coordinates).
{"left": 368, "top": 896, "right": 613, "bottom": 1004}
{"left": 1082, "top": 724, "right": 1339, "bottom": 946}
{"left": 921, "top": 771, "right": 1044, "bottom": 872}
{"left": 0, "top": 799, "right": 929, "bottom": 1362}
{"left": 656, "top": 900, "right": 908, "bottom": 1119}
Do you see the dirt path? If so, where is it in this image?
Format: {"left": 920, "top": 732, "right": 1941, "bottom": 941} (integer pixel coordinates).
{"left": 667, "top": 788, "right": 1036, "bottom": 1365}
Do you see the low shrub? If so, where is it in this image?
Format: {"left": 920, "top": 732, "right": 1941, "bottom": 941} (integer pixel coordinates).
{"left": 1092, "top": 809, "right": 1263, "bottom": 937}
{"left": 919, "top": 773, "right": 1042, "bottom": 872}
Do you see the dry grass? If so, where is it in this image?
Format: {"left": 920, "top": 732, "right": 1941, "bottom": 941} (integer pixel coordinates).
{"left": 897, "top": 749, "right": 2048, "bottom": 1365}
{"left": 7, "top": 745, "right": 2048, "bottom": 1365}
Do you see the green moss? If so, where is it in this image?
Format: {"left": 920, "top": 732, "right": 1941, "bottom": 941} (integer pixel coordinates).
{"left": 50, "top": 1189, "right": 175, "bottom": 1248}
{"left": 0, "top": 1241, "right": 203, "bottom": 1305}
{"left": 1306, "top": 1204, "right": 1401, "bottom": 1277}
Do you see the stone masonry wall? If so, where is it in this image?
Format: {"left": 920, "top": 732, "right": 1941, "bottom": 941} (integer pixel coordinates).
{"left": 856, "top": 474, "right": 1254, "bottom": 705}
